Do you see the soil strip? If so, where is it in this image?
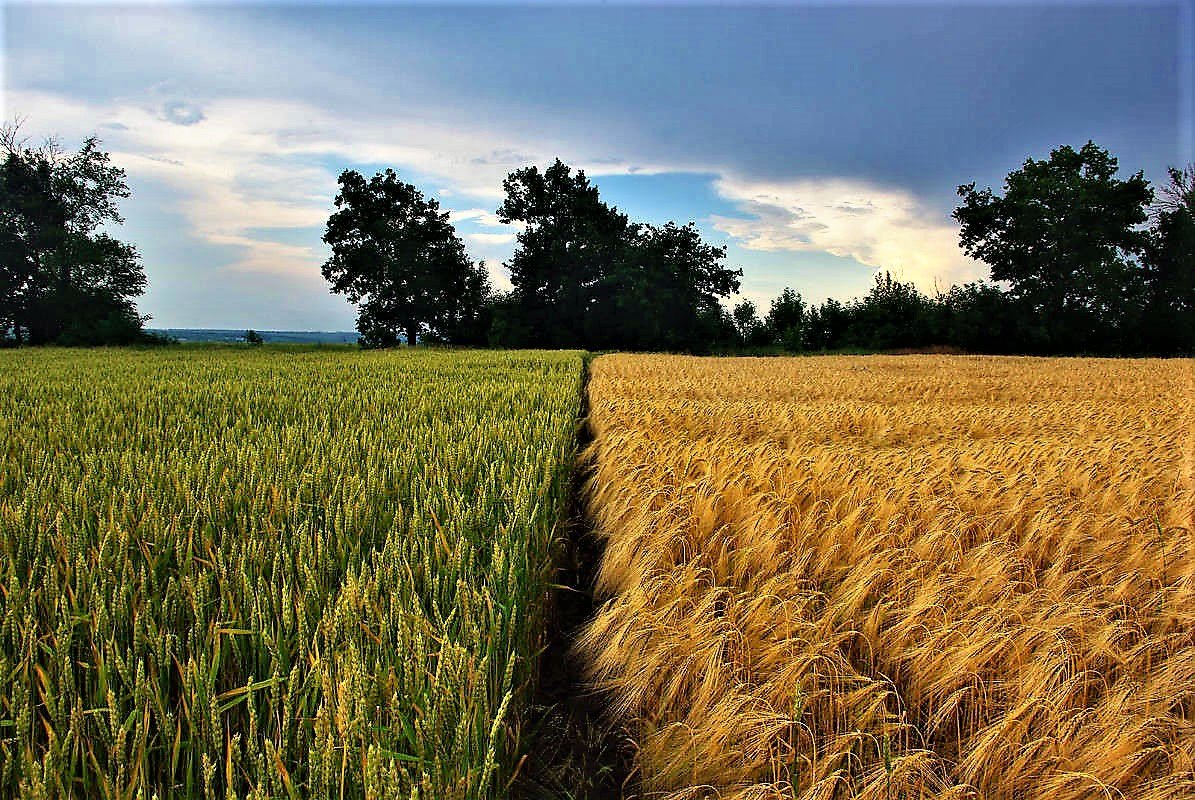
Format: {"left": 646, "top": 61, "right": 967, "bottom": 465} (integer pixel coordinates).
{"left": 512, "top": 356, "right": 637, "bottom": 800}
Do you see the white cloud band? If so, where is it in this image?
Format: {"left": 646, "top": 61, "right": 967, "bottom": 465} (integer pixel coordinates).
{"left": 711, "top": 176, "right": 984, "bottom": 291}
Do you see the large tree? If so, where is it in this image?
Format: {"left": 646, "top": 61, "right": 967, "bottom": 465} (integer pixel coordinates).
{"left": 1, "top": 123, "right": 148, "bottom": 345}
{"left": 322, "top": 169, "right": 489, "bottom": 347}
{"left": 596, "top": 221, "right": 741, "bottom": 351}
{"left": 496, "top": 161, "right": 741, "bottom": 350}
{"left": 496, "top": 159, "right": 630, "bottom": 348}
{"left": 954, "top": 141, "right": 1152, "bottom": 353}
{"left": 1140, "top": 164, "right": 1195, "bottom": 353}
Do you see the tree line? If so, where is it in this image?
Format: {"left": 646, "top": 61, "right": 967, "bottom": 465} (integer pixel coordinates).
{"left": 321, "top": 160, "right": 744, "bottom": 351}
{"left": 3, "top": 120, "right": 1192, "bottom": 355}
{"left": 323, "top": 143, "right": 1194, "bottom": 356}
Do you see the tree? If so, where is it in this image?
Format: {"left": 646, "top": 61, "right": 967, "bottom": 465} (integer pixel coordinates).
{"left": 244, "top": 329, "right": 264, "bottom": 345}
{"left": 731, "top": 299, "right": 768, "bottom": 347}
{"left": 934, "top": 281, "right": 1026, "bottom": 353}
{"left": 954, "top": 141, "right": 1153, "bottom": 353}
{"left": 495, "top": 160, "right": 742, "bottom": 351}
{"left": 430, "top": 273, "right": 496, "bottom": 346}
{"left": 1140, "top": 164, "right": 1195, "bottom": 353}
{"left": 496, "top": 159, "right": 630, "bottom": 348}
{"left": 1, "top": 122, "right": 149, "bottom": 344}
{"left": 322, "top": 169, "right": 489, "bottom": 347}
{"left": 764, "top": 287, "right": 806, "bottom": 350}
{"left": 597, "top": 221, "right": 741, "bottom": 351}
{"left": 641, "top": 222, "right": 741, "bottom": 351}
{"left": 1155, "top": 163, "right": 1195, "bottom": 216}
{"left": 804, "top": 298, "right": 850, "bottom": 351}
{"left": 846, "top": 272, "right": 935, "bottom": 350}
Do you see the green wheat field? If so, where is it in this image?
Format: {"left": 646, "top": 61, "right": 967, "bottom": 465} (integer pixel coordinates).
{"left": 0, "top": 347, "right": 584, "bottom": 799}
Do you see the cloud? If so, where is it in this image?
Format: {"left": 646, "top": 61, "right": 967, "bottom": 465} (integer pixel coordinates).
{"left": 711, "top": 177, "right": 984, "bottom": 291}
{"left": 7, "top": 82, "right": 668, "bottom": 282}
{"left": 160, "top": 99, "right": 205, "bottom": 126}
{"left": 465, "top": 231, "right": 517, "bottom": 246}
{"left": 448, "top": 207, "right": 520, "bottom": 230}
{"left": 10, "top": 81, "right": 983, "bottom": 311}
{"left": 470, "top": 148, "right": 535, "bottom": 166}
{"left": 7, "top": 3, "right": 981, "bottom": 313}
{"left": 2, "top": 0, "right": 671, "bottom": 285}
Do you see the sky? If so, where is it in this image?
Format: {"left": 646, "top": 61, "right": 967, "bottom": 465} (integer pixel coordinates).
{"left": 2, "top": 0, "right": 1192, "bottom": 330}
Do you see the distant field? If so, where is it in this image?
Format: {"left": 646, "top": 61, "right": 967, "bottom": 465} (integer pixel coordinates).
{"left": 580, "top": 354, "right": 1194, "bottom": 800}
{"left": 0, "top": 347, "right": 584, "bottom": 799}
{"left": 149, "top": 329, "right": 361, "bottom": 344}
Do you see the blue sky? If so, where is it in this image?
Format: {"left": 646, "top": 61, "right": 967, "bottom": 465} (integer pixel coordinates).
{"left": 3, "top": 1, "right": 1191, "bottom": 330}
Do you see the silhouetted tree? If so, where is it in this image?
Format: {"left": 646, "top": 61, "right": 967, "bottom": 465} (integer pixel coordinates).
{"left": 495, "top": 161, "right": 740, "bottom": 350}
{"left": 322, "top": 169, "right": 489, "bottom": 347}
{"left": 596, "top": 221, "right": 741, "bottom": 351}
{"left": 954, "top": 142, "right": 1152, "bottom": 353}
{"left": 844, "top": 272, "right": 935, "bottom": 349}
{"left": 731, "top": 299, "right": 768, "bottom": 347}
{"left": 933, "top": 281, "right": 1026, "bottom": 353}
{"left": 1, "top": 122, "right": 148, "bottom": 344}
{"left": 804, "top": 298, "right": 850, "bottom": 350}
{"left": 1140, "top": 164, "right": 1195, "bottom": 353}
{"left": 496, "top": 159, "right": 629, "bottom": 347}
{"left": 698, "top": 304, "right": 739, "bottom": 353}
{"left": 244, "top": 329, "right": 264, "bottom": 345}
{"left": 764, "top": 287, "right": 806, "bottom": 350}
{"left": 431, "top": 274, "right": 496, "bottom": 346}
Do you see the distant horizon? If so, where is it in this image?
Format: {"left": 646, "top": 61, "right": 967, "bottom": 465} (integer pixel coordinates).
{"left": 147, "top": 327, "right": 360, "bottom": 344}
{"left": 150, "top": 327, "right": 358, "bottom": 333}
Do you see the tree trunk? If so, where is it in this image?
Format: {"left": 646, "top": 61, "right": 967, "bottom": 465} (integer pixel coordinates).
{"left": 407, "top": 325, "right": 418, "bottom": 347}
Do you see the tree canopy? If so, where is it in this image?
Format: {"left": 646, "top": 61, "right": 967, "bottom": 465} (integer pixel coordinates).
{"left": 596, "top": 221, "right": 741, "bottom": 351}
{"left": 954, "top": 141, "right": 1153, "bottom": 353}
{"left": 495, "top": 159, "right": 632, "bottom": 348}
{"left": 1, "top": 123, "right": 149, "bottom": 345}
{"left": 1140, "top": 165, "right": 1195, "bottom": 353}
{"left": 309, "top": 144, "right": 1190, "bottom": 357}
{"left": 764, "top": 288, "right": 806, "bottom": 351}
{"left": 493, "top": 159, "right": 741, "bottom": 350}
{"left": 322, "top": 169, "right": 490, "bottom": 347}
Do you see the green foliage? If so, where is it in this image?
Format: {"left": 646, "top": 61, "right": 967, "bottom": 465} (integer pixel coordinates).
{"left": 0, "top": 347, "right": 585, "bottom": 799}
{"left": 731, "top": 299, "right": 768, "bottom": 347}
{"left": 802, "top": 298, "right": 850, "bottom": 352}
{"left": 847, "top": 272, "right": 936, "bottom": 350}
{"left": 596, "top": 222, "right": 742, "bottom": 352}
{"left": 496, "top": 159, "right": 632, "bottom": 348}
{"left": 954, "top": 141, "right": 1153, "bottom": 352}
{"left": 322, "top": 169, "right": 491, "bottom": 347}
{"left": 495, "top": 160, "right": 740, "bottom": 351}
{"left": 1140, "top": 164, "right": 1195, "bottom": 354}
{"left": 244, "top": 329, "right": 264, "bottom": 345}
{"left": 764, "top": 288, "right": 806, "bottom": 351}
{"left": 0, "top": 123, "right": 151, "bottom": 345}
{"left": 795, "top": 275, "right": 1016, "bottom": 354}
{"left": 933, "top": 282, "right": 1025, "bottom": 353}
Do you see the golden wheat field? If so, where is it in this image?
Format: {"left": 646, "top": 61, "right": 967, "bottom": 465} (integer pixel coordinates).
{"left": 579, "top": 354, "right": 1195, "bottom": 800}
